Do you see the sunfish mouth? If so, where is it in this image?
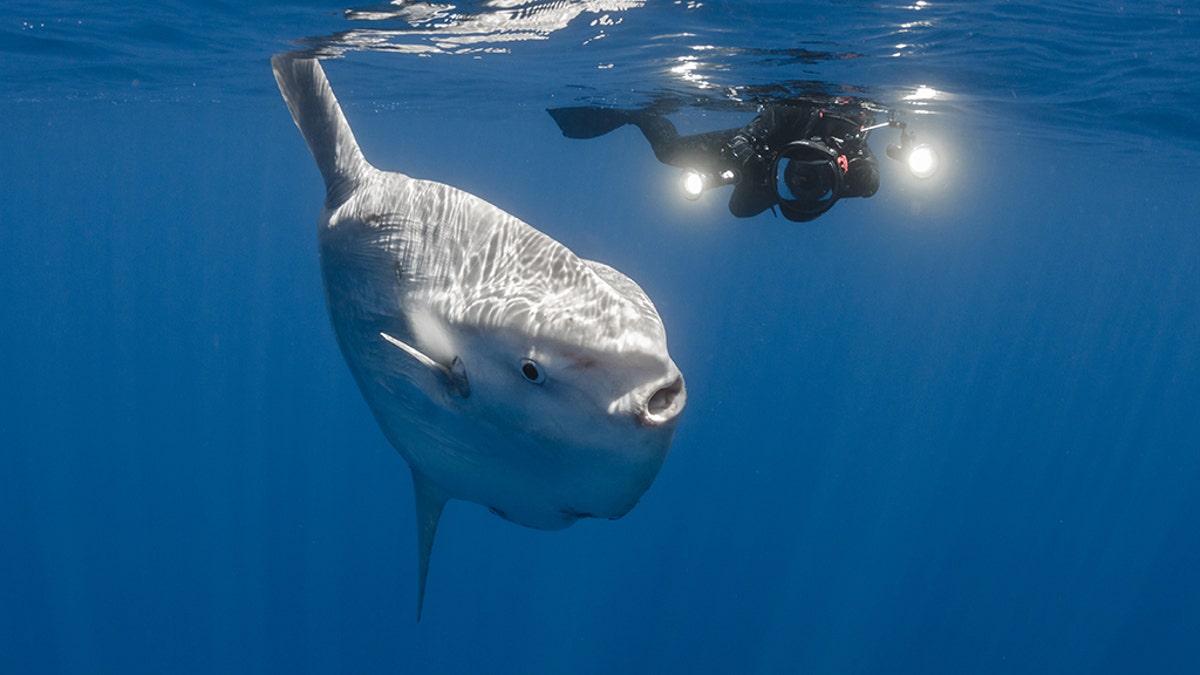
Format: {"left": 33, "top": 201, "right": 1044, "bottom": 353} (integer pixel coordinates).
{"left": 640, "top": 373, "right": 687, "bottom": 427}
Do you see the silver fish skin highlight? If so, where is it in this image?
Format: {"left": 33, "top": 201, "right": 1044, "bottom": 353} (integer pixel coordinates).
{"left": 271, "top": 55, "right": 686, "bottom": 619}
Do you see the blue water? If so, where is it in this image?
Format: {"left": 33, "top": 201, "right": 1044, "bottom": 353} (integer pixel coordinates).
{"left": 3, "top": 1, "right": 1199, "bottom": 673}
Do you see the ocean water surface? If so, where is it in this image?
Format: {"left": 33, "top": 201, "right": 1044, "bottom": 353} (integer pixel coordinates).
{"left": 2, "top": 1, "right": 1199, "bottom": 673}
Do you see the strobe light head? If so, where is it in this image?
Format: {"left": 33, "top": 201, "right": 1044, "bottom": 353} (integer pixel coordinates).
{"left": 681, "top": 169, "right": 706, "bottom": 199}
{"left": 680, "top": 167, "right": 740, "bottom": 200}
{"left": 904, "top": 143, "right": 938, "bottom": 179}
{"left": 886, "top": 128, "right": 939, "bottom": 179}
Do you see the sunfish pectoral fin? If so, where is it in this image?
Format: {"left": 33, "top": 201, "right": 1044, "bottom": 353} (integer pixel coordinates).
{"left": 380, "top": 332, "right": 470, "bottom": 398}
{"left": 411, "top": 471, "right": 447, "bottom": 622}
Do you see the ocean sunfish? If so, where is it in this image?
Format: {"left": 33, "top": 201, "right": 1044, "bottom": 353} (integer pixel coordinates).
{"left": 271, "top": 55, "right": 686, "bottom": 619}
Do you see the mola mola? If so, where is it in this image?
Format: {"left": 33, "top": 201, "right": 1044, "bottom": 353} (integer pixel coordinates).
{"left": 271, "top": 56, "right": 686, "bottom": 619}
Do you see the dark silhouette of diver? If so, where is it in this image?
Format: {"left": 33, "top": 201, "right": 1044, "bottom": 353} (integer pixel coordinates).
{"left": 549, "top": 100, "right": 881, "bottom": 222}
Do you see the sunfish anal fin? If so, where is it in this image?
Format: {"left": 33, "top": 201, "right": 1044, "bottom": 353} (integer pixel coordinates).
{"left": 411, "top": 471, "right": 447, "bottom": 622}
{"left": 380, "top": 332, "right": 470, "bottom": 398}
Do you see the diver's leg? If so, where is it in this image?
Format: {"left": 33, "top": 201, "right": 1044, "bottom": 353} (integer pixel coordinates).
{"left": 628, "top": 113, "right": 738, "bottom": 169}
{"left": 626, "top": 113, "right": 688, "bottom": 165}
{"left": 547, "top": 107, "right": 633, "bottom": 139}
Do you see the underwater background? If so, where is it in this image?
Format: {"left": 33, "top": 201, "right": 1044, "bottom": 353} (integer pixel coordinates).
{"left": 2, "top": 1, "right": 1199, "bottom": 673}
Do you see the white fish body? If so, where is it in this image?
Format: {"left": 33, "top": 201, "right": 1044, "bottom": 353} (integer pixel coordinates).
{"left": 271, "top": 56, "right": 686, "bottom": 618}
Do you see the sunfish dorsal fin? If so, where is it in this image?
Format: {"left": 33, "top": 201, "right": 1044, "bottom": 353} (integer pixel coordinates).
{"left": 411, "top": 471, "right": 447, "bottom": 622}
{"left": 270, "top": 55, "right": 370, "bottom": 207}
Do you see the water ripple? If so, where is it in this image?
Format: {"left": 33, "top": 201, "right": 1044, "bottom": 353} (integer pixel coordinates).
{"left": 2, "top": 0, "right": 1197, "bottom": 154}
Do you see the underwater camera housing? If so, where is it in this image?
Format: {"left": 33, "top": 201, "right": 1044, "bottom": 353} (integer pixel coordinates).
{"left": 771, "top": 139, "right": 846, "bottom": 222}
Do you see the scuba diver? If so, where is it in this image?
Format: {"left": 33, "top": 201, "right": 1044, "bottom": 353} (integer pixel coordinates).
{"left": 548, "top": 99, "right": 888, "bottom": 222}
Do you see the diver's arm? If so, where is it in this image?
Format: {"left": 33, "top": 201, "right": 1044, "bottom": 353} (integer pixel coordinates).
{"left": 727, "top": 183, "right": 777, "bottom": 218}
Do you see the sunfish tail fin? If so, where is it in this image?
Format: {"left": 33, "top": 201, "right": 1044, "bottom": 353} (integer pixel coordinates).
{"left": 411, "top": 471, "right": 447, "bottom": 622}
{"left": 271, "top": 54, "right": 369, "bottom": 207}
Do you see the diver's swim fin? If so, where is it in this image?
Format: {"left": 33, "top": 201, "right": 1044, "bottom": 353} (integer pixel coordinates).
{"left": 547, "top": 107, "right": 632, "bottom": 139}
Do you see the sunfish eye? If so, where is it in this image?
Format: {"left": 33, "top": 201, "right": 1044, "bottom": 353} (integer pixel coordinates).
{"left": 520, "top": 358, "right": 546, "bottom": 384}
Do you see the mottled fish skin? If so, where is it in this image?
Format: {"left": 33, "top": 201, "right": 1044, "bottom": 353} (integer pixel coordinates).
{"left": 272, "top": 55, "right": 686, "bottom": 619}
